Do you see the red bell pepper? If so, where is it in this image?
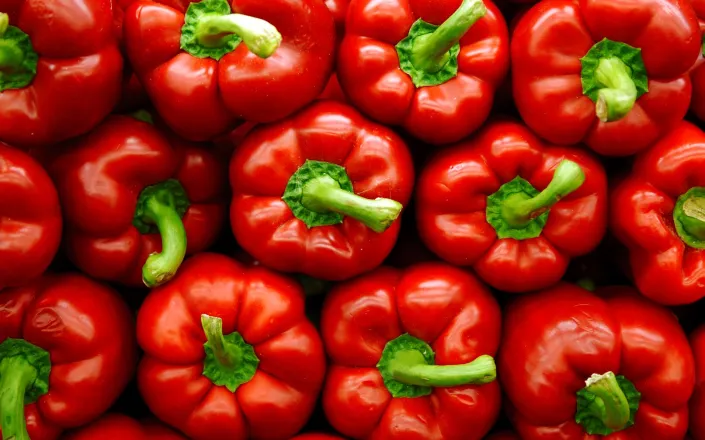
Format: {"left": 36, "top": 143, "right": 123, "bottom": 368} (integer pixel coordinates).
{"left": 0, "top": 2, "right": 122, "bottom": 148}
{"left": 0, "top": 274, "right": 137, "bottom": 440}
{"left": 691, "top": 325, "right": 705, "bottom": 440}
{"left": 512, "top": 0, "right": 700, "bottom": 156}
{"left": 62, "top": 414, "right": 186, "bottom": 440}
{"left": 291, "top": 434, "right": 345, "bottom": 440}
{"left": 321, "top": 263, "right": 501, "bottom": 439}
{"left": 0, "top": 144, "right": 62, "bottom": 290}
{"left": 230, "top": 101, "right": 414, "bottom": 281}
{"left": 499, "top": 283, "right": 695, "bottom": 439}
{"left": 123, "top": 0, "right": 335, "bottom": 141}
{"left": 690, "top": 0, "right": 705, "bottom": 121}
{"left": 611, "top": 121, "right": 705, "bottom": 305}
{"left": 50, "top": 114, "right": 227, "bottom": 288}
{"left": 137, "top": 253, "right": 326, "bottom": 440}
{"left": 416, "top": 120, "right": 607, "bottom": 293}
{"left": 337, "top": 0, "right": 509, "bottom": 145}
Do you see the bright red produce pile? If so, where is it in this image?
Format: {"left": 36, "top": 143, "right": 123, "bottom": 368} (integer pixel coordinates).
{"left": 2, "top": 0, "right": 705, "bottom": 439}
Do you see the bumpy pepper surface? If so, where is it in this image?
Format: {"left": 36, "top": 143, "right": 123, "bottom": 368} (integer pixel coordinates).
{"left": 0, "top": 274, "right": 137, "bottom": 440}
{"left": 416, "top": 120, "right": 607, "bottom": 293}
{"left": 337, "top": 0, "right": 509, "bottom": 145}
{"left": 322, "top": 263, "right": 501, "bottom": 439}
{"left": 0, "top": 144, "right": 61, "bottom": 290}
{"left": 611, "top": 121, "right": 705, "bottom": 305}
{"left": 123, "top": 0, "right": 335, "bottom": 141}
{"left": 690, "top": 0, "right": 705, "bottom": 121}
{"left": 691, "top": 325, "right": 705, "bottom": 440}
{"left": 50, "top": 115, "right": 227, "bottom": 288}
{"left": 230, "top": 101, "right": 415, "bottom": 281}
{"left": 499, "top": 284, "right": 695, "bottom": 438}
{"left": 512, "top": 0, "right": 700, "bottom": 156}
{"left": 62, "top": 414, "right": 186, "bottom": 440}
{"left": 0, "top": 1, "right": 122, "bottom": 148}
{"left": 137, "top": 253, "right": 326, "bottom": 440}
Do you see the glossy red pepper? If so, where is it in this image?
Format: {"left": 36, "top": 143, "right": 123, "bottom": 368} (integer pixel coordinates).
{"left": 322, "top": 263, "right": 501, "bottom": 439}
{"left": 338, "top": 0, "right": 509, "bottom": 145}
{"left": 50, "top": 115, "right": 227, "bottom": 288}
{"left": 512, "top": 0, "right": 700, "bottom": 156}
{"left": 123, "top": 0, "right": 335, "bottom": 141}
{"left": 230, "top": 101, "right": 415, "bottom": 281}
{"left": 611, "top": 121, "right": 705, "bottom": 305}
{"left": 62, "top": 414, "right": 185, "bottom": 440}
{"left": 137, "top": 253, "right": 326, "bottom": 440}
{"left": 0, "top": 274, "right": 137, "bottom": 440}
{"left": 691, "top": 325, "right": 705, "bottom": 440}
{"left": 0, "top": 1, "right": 122, "bottom": 148}
{"left": 416, "top": 120, "right": 607, "bottom": 293}
{"left": 499, "top": 283, "right": 695, "bottom": 439}
{"left": 690, "top": 0, "right": 705, "bottom": 121}
{"left": 0, "top": 144, "right": 62, "bottom": 290}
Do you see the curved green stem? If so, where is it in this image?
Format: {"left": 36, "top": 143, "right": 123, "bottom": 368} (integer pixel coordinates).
{"left": 301, "top": 175, "right": 402, "bottom": 233}
{"left": 0, "top": 358, "right": 36, "bottom": 440}
{"left": 410, "top": 0, "right": 486, "bottom": 73}
{"left": 201, "top": 315, "right": 241, "bottom": 369}
{"left": 501, "top": 160, "right": 585, "bottom": 228}
{"left": 196, "top": 13, "right": 281, "bottom": 58}
{"left": 389, "top": 351, "right": 496, "bottom": 387}
{"left": 141, "top": 196, "right": 187, "bottom": 288}
{"left": 582, "top": 372, "right": 631, "bottom": 432}
{"left": 594, "top": 57, "right": 637, "bottom": 122}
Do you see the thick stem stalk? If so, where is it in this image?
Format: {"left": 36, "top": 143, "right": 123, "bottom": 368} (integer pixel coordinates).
{"left": 389, "top": 351, "right": 496, "bottom": 387}
{"left": 582, "top": 372, "right": 631, "bottom": 431}
{"left": 196, "top": 14, "right": 281, "bottom": 58}
{"left": 141, "top": 197, "right": 187, "bottom": 288}
{"left": 0, "top": 358, "right": 36, "bottom": 440}
{"left": 594, "top": 57, "right": 637, "bottom": 122}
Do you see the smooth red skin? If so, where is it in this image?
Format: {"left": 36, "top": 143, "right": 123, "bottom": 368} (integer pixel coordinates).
{"left": 0, "top": 144, "right": 62, "bottom": 289}
{"left": 319, "top": 74, "right": 348, "bottom": 103}
{"left": 610, "top": 121, "right": 705, "bottom": 305}
{"left": 690, "top": 0, "right": 705, "bottom": 121}
{"left": 0, "top": 274, "right": 137, "bottom": 440}
{"left": 0, "top": 0, "right": 122, "bottom": 148}
{"left": 291, "top": 434, "right": 346, "bottom": 440}
{"left": 137, "top": 253, "right": 326, "bottom": 440}
{"left": 691, "top": 326, "right": 705, "bottom": 440}
{"left": 499, "top": 284, "right": 695, "bottom": 439}
{"left": 512, "top": 0, "right": 699, "bottom": 157}
{"left": 50, "top": 115, "right": 227, "bottom": 287}
{"left": 123, "top": 0, "right": 336, "bottom": 141}
{"left": 321, "top": 263, "right": 502, "bottom": 440}
{"left": 416, "top": 120, "right": 607, "bottom": 293}
{"left": 338, "top": 0, "right": 509, "bottom": 145}
{"left": 62, "top": 414, "right": 186, "bottom": 440}
{"left": 229, "top": 101, "right": 415, "bottom": 281}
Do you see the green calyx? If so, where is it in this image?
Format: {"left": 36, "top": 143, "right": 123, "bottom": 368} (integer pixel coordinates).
{"left": 486, "top": 160, "right": 585, "bottom": 240}
{"left": 0, "top": 13, "right": 39, "bottom": 92}
{"left": 282, "top": 160, "right": 403, "bottom": 233}
{"left": 580, "top": 38, "right": 648, "bottom": 122}
{"left": 133, "top": 179, "right": 190, "bottom": 288}
{"left": 201, "top": 314, "right": 259, "bottom": 392}
{"left": 130, "top": 109, "right": 154, "bottom": 124}
{"left": 0, "top": 339, "right": 51, "bottom": 440}
{"left": 673, "top": 187, "right": 705, "bottom": 249}
{"left": 180, "top": 0, "right": 282, "bottom": 61}
{"left": 576, "top": 372, "right": 640, "bottom": 436}
{"left": 396, "top": 0, "right": 486, "bottom": 87}
{"left": 376, "top": 334, "right": 496, "bottom": 398}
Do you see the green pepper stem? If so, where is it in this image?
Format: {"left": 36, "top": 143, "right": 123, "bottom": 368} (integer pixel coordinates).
{"left": 301, "top": 175, "right": 403, "bottom": 233}
{"left": 0, "top": 357, "right": 36, "bottom": 440}
{"left": 677, "top": 194, "right": 705, "bottom": 241}
{"left": 410, "top": 0, "right": 486, "bottom": 73}
{"left": 594, "top": 57, "right": 637, "bottom": 122}
{"left": 389, "top": 351, "right": 496, "bottom": 387}
{"left": 582, "top": 372, "right": 631, "bottom": 431}
{"left": 0, "top": 13, "right": 24, "bottom": 73}
{"left": 141, "top": 196, "right": 188, "bottom": 288}
{"left": 195, "top": 14, "right": 281, "bottom": 58}
{"left": 501, "top": 160, "right": 585, "bottom": 228}
{"left": 201, "top": 314, "right": 241, "bottom": 370}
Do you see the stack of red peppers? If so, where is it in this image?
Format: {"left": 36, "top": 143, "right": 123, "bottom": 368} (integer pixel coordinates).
{"left": 4, "top": 0, "right": 705, "bottom": 438}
